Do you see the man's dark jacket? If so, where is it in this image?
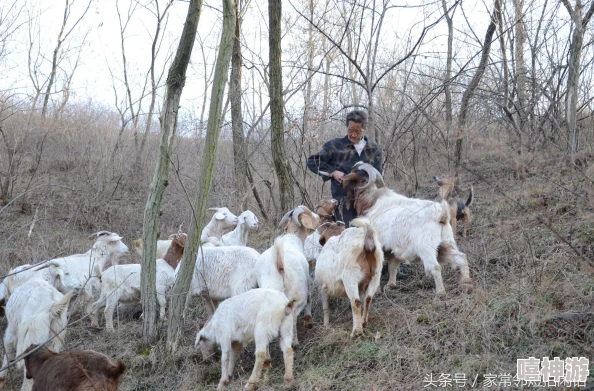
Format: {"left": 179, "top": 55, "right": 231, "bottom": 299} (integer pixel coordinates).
{"left": 307, "top": 135, "right": 382, "bottom": 198}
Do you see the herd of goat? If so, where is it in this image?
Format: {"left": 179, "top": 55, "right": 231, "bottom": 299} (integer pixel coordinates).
{"left": 0, "top": 163, "right": 474, "bottom": 390}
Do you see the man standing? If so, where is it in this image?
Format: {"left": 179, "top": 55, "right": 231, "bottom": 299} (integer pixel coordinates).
{"left": 307, "top": 110, "right": 383, "bottom": 227}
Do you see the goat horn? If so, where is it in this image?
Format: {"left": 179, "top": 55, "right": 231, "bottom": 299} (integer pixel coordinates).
{"left": 279, "top": 209, "right": 293, "bottom": 229}
{"left": 291, "top": 206, "right": 307, "bottom": 227}
{"left": 356, "top": 163, "right": 385, "bottom": 189}
{"left": 88, "top": 231, "right": 111, "bottom": 239}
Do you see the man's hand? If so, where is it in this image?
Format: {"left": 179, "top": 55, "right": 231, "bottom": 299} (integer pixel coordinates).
{"left": 331, "top": 171, "right": 345, "bottom": 182}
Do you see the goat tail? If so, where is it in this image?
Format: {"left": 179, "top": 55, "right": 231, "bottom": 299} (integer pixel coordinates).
{"left": 466, "top": 185, "right": 474, "bottom": 207}
{"left": 439, "top": 200, "right": 451, "bottom": 226}
{"left": 350, "top": 217, "right": 376, "bottom": 253}
{"left": 439, "top": 200, "right": 457, "bottom": 244}
{"left": 285, "top": 299, "right": 296, "bottom": 316}
{"left": 50, "top": 290, "right": 74, "bottom": 318}
{"left": 273, "top": 238, "right": 286, "bottom": 278}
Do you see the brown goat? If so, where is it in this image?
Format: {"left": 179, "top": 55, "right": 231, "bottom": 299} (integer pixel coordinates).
{"left": 162, "top": 233, "right": 187, "bottom": 269}
{"left": 317, "top": 221, "right": 346, "bottom": 246}
{"left": 23, "top": 344, "right": 126, "bottom": 391}
{"left": 313, "top": 199, "right": 338, "bottom": 223}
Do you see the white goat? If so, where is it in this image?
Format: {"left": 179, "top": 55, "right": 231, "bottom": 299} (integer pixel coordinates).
{"left": 133, "top": 238, "right": 173, "bottom": 260}
{"left": 0, "top": 263, "right": 65, "bottom": 306}
{"left": 0, "top": 278, "right": 73, "bottom": 391}
{"left": 220, "top": 210, "right": 259, "bottom": 246}
{"left": 90, "top": 234, "right": 186, "bottom": 330}
{"left": 34, "top": 231, "right": 129, "bottom": 315}
{"left": 342, "top": 163, "right": 472, "bottom": 296}
{"left": 200, "top": 207, "right": 239, "bottom": 246}
{"left": 315, "top": 217, "right": 384, "bottom": 337}
{"left": 185, "top": 246, "right": 283, "bottom": 316}
{"left": 195, "top": 288, "right": 294, "bottom": 391}
{"left": 257, "top": 206, "right": 320, "bottom": 345}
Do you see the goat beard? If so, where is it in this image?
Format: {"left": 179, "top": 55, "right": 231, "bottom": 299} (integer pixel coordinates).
{"left": 343, "top": 180, "right": 361, "bottom": 213}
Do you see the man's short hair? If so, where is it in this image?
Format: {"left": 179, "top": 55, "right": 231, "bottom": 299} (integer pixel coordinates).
{"left": 346, "top": 110, "right": 367, "bottom": 128}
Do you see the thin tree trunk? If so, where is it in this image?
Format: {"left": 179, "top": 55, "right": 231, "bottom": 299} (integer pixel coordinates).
{"left": 135, "top": 0, "right": 172, "bottom": 175}
{"left": 141, "top": 0, "right": 203, "bottom": 345}
{"left": 41, "top": 0, "right": 69, "bottom": 120}
{"left": 562, "top": 0, "right": 594, "bottom": 160}
{"left": 231, "top": 0, "right": 248, "bottom": 211}
{"left": 41, "top": 0, "right": 91, "bottom": 120}
{"left": 269, "top": 0, "right": 294, "bottom": 212}
{"left": 303, "top": 0, "right": 314, "bottom": 137}
{"left": 167, "top": 0, "right": 235, "bottom": 350}
{"left": 454, "top": 0, "right": 501, "bottom": 176}
{"left": 441, "top": 0, "right": 454, "bottom": 170}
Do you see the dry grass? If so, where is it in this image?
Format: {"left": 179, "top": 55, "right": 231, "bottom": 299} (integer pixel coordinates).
{"left": 1, "top": 110, "right": 593, "bottom": 390}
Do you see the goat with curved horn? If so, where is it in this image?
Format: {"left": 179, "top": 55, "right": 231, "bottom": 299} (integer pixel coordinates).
{"left": 353, "top": 163, "right": 385, "bottom": 189}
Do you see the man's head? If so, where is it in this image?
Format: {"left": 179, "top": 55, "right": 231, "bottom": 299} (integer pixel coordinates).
{"left": 346, "top": 110, "right": 367, "bottom": 144}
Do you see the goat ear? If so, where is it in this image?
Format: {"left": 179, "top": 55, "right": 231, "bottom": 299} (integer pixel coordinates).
{"left": 108, "top": 361, "right": 127, "bottom": 379}
{"left": 299, "top": 213, "right": 318, "bottom": 231}
{"left": 214, "top": 212, "right": 226, "bottom": 221}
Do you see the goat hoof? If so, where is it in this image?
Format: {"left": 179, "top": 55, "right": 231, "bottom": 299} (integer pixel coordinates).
{"left": 284, "top": 377, "right": 294, "bottom": 387}
{"left": 384, "top": 282, "right": 397, "bottom": 292}
{"left": 350, "top": 329, "right": 363, "bottom": 338}
{"left": 244, "top": 382, "right": 256, "bottom": 391}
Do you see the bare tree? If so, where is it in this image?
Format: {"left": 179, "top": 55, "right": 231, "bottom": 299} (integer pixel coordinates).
{"left": 292, "top": 0, "right": 444, "bottom": 144}
{"left": 231, "top": 0, "right": 248, "bottom": 211}
{"left": 141, "top": 0, "right": 203, "bottom": 345}
{"left": 40, "top": 0, "right": 92, "bottom": 120}
{"left": 167, "top": 0, "right": 236, "bottom": 350}
{"left": 136, "top": 0, "right": 175, "bottom": 170}
{"left": 441, "top": 0, "right": 456, "bottom": 170}
{"left": 561, "top": 0, "right": 594, "bottom": 160}
{"left": 454, "top": 0, "right": 501, "bottom": 176}
{"left": 270, "top": 0, "right": 294, "bottom": 212}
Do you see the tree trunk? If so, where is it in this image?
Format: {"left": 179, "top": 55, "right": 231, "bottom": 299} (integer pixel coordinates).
{"left": 269, "top": 0, "right": 294, "bottom": 212}
{"left": 167, "top": 0, "right": 236, "bottom": 350}
{"left": 140, "top": 0, "right": 203, "bottom": 345}
{"left": 231, "top": 1, "right": 248, "bottom": 211}
{"left": 562, "top": 0, "right": 594, "bottom": 160}
{"left": 441, "top": 0, "right": 454, "bottom": 170}
{"left": 454, "top": 0, "right": 501, "bottom": 176}
{"left": 303, "top": 0, "right": 314, "bottom": 137}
